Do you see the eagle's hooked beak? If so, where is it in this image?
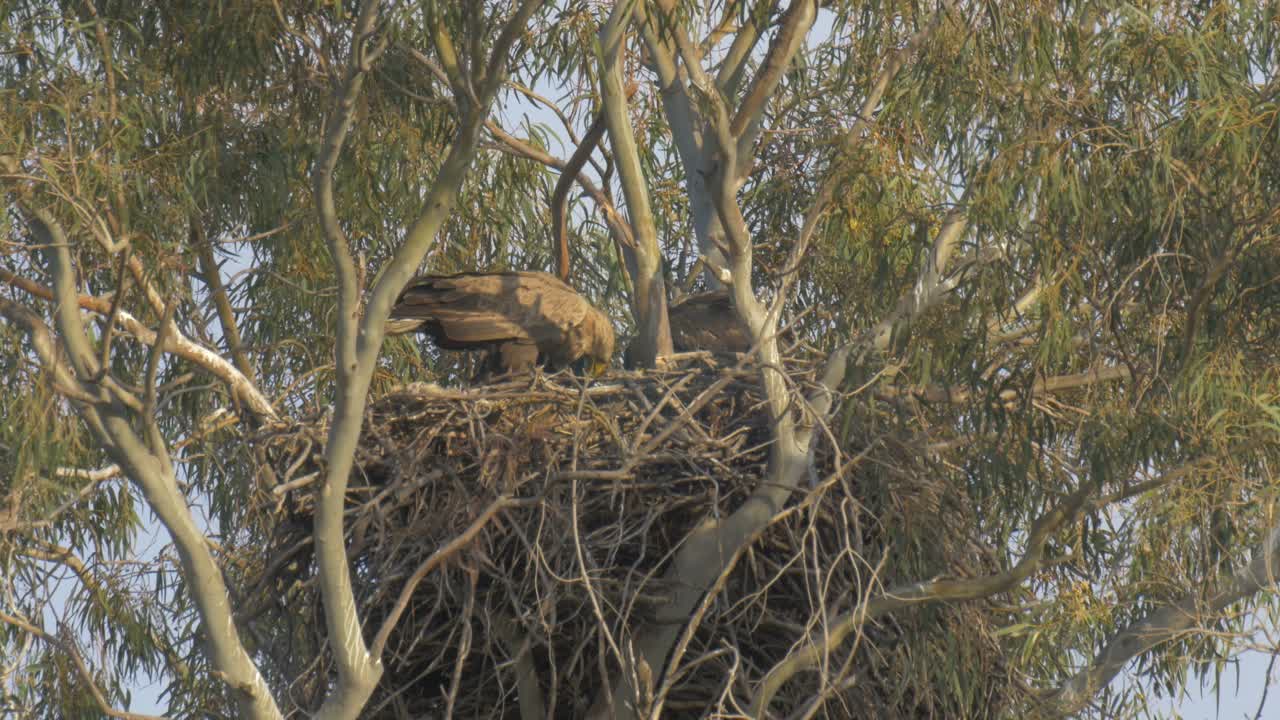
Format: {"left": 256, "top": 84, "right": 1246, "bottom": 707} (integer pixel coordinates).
{"left": 589, "top": 359, "right": 609, "bottom": 378}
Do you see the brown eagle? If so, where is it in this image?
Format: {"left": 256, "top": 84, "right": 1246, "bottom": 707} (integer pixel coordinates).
{"left": 669, "top": 291, "right": 753, "bottom": 354}
{"left": 385, "top": 271, "right": 615, "bottom": 378}
{"left": 623, "top": 290, "right": 756, "bottom": 367}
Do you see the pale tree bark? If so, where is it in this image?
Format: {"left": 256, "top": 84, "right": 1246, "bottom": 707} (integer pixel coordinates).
{"left": 0, "top": 608, "right": 166, "bottom": 720}
{"left": 308, "top": 1, "right": 545, "bottom": 718}
{"left": 307, "top": 6, "right": 394, "bottom": 711}
{"left": 589, "top": 3, "right": 976, "bottom": 718}
{"left": 598, "top": 2, "right": 673, "bottom": 367}
{"left": 0, "top": 258, "right": 278, "bottom": 422}
{"left": 1047, "top": 512, "right": 1280, "bottom": 716}
{"left": 486, "top": 117, "right": 642, "bottom": 318}
{"left": 594, "top": 1, "right": 815, "bottom": 716}
{"left": 633, "top": 3, "right": 728, "bottom": 289}
{"left": 742, "top": 472, "right": 1178, "bottom": 716}
{"left": 594, "top": 2, "right": 1230, "bottom": 715}
{"left": 0, "top": 152, "right": 279, "bottom": 423}
{"left": 396, "top": 42, "right": 640, "bottom": 300}
{"left": 6, "top": 2, "right": 545, "bottom": 715}
{"left": 191, "top": 220, "right": 258, "bottom": 385}
{"left": 0, "top": 204, "right": 283, "bottom": 719}
{"left": 748, "top": 485, "right": 1096, "bottom": 715}
{"left": 634, "top": 0, "right": 781, "bottom": 289}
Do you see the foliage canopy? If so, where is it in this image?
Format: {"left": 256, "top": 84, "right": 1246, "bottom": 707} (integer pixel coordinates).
{"left": 1, "top": 1, "right": 1277, "bottom": 718}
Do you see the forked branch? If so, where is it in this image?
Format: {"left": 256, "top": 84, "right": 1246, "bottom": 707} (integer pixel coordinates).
{"left": 310, "top": 2, "right": 545, "bottom": 717}
{"left": 1047, "top": 509, "right": 1280, "bottom": 716}
{"left": 0, "top": 611, "right": 167, "bottom": 720}
{"left": 749, "top": 485, "right": 1095, "bottom": 715}
{"left": 2, "top": 200, "right": 282, "bottom": 720}
{"left": 0, "top": 266, "right": 278, "bottom": 420}
{"left": 598, "top": 4, "right": 673, "bottom": 365}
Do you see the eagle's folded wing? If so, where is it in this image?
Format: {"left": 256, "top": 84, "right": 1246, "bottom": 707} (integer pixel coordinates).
{"left": 387, "top": 272, "right": 613, "bottom": 375}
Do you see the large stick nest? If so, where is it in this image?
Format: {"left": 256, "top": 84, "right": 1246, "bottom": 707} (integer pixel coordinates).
{"left": 246, "top": 355, "right": 1020, "bottom": 718}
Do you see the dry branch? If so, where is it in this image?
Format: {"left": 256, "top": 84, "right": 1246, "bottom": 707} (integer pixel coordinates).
{"left": 245, "top": 356, "right": 1024, "bottom": 718}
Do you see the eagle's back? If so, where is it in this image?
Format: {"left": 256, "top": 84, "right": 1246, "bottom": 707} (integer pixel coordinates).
{"left": 669, "top": 292, "right": 752, "bottom": 353}
{"left": 389, "top": 272, "right": 598, "bottom": 359}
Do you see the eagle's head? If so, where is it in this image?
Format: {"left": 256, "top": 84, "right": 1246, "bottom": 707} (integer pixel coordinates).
{"left": 582, "top": 308, "right": 616, "bottom": 377}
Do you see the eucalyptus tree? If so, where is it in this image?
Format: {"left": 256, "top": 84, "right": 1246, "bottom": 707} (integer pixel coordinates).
{"left": 1, "top": 1, "right": 1278, "bottom": 719}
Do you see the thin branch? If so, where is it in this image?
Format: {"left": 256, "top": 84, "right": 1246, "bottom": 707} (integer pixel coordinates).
{"left": 26, "top": 203, "right": 100, "bottom": 380}
{"left": 21, "top": 539, "right": 194, "bottom": 682}
{"left": 0, "top": 267, "right": 278, "bottom": 420}
{"left": 571, "top": 478, "right": 628, "bottom": 679}
{"left": 1253, "top": 650, "right": 1279, "bottom": 720}
{"left": 728, "top": 0, "right": 817, "bottom": 150}
{"left": 700, "top": 0, "right": 746, "bottom": 55}
{"left": 397, "top": 43, "right": 635, "bottom": 250}
{"left": 14, "top": 205, "right": 154, "bottom": 415}
{"left": 633, "top": 0, "right": 731, "bottom": 288}
{"left": 874, "top": 365, "right": 1132, "bottom": 406}
{"left": 428, "top": 5, "right": 477, "bottom": 106}
{"left": 2, "top": 154, "right": 276, "bottom": 421}
{"left": 0, "top": 466, "right": 119, "bottom": 532}
{"left": 311, "top": 3, "right": 544, "bottom": 718}
{"left": 507, "top": 79, "right": 584, "bottom": 147}
{"left": 486, "top": 121, "right": 636, "bottom": 249}
{"left": 713, "top": 0, "right": 772, "bottom": 96}
{"left": 56, "top": 464, "right": 124, "bottom": 481}
{"left": 1, "top": 298, "right": 278, "bottom": 720}
{"left": 773, "top": 2, "right": 956, "bottom": 316}
{"left": 986, "top": 277, "right": 1048, "bottom": 342}
{"left": 0, "top": 297, "right": 99, "bottom": 406}
{"left": 551, "top": 82, "right": 638, "bottom": 281}
{"left": 645, "top": 518, "right": 755, "bottom": 720}
{"left": 191, "top": 221, "right": 257, "bottom": 383}
{"left": 143, "top": 297, "right": 177, "bottom": 423}
{"left": 370, "top": 496, "right": 529, "bottom": 657}
{"left": 5, "top": 82, "right": 283, "bottom": 720}
{"left": 865, "top": 206, "right": 970, "bottom": 355}
{"left": 1181, "top": 232, "right": 1254, "bottom": 361}
{"left": 312, "top": 1, "right": 382, "bottom": 334}
{"left": 1047, "top": 508, "right": 1280, "bottom": 716}
{"left": 592, "top": 8, "right": 830, "bottom": 715}
{"left": 216, "top": 220, "right": 297, "bottom": 245}
{"left": 598, "top": 5, "right": 673, "bottom": 365}
{"left": 0, "top": 611, "right": 168, "bottom": 720}
{"left": 94, "top": 248, "right": 131, "bottom": 381}
{"left": 269, "top": 0, "right": 331, "bottom": 77}
{"left": 443, "top": 565, "right": 479, "bottom": 720}
{"left": 309, "top": 1, "right": 389, "bottom": 714}
{"left": 750, "top": 485, "right": 1095, "bottom": 716}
